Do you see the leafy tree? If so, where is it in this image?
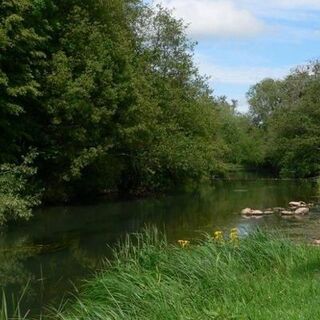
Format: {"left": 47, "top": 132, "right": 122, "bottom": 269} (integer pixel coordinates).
{"left": 247, "top": 78, "right": 283, "bottom": 128}
{"left": 36, "top": 1, "right": 229, "bottom": 198}
{"left": 248, "top": 61, "right": 320, "bottom": 177}
{"left": 217, "top": 102, "right": 265, "bottom": 167}
{"left": 0, "top": 0, "right": 48, "bottom": 162}
{"left": 0, "top": 150, "right": 41, "bottom": 226}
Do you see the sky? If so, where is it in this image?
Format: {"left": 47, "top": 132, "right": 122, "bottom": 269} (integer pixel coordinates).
{"left": 151, "top": 0, "right": 320, "bottom": 112}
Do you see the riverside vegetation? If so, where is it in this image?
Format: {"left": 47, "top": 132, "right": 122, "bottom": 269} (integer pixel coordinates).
{"left": 3, "top": 229, "right": 320, "bottom": 319}
{"left": 1, "top": 0, "right": 320, "bottom": 226}
{"left": 42, "top": 229, "right": 320, "bottom": 320}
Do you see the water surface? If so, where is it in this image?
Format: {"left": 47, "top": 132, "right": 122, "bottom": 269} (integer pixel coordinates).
{"left": 1, "top": 179, "right": 319, "bottom": 316}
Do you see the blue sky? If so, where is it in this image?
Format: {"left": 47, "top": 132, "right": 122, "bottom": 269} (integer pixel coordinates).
{"left": 151, "top": 0, "right": 320, "bottom": 112}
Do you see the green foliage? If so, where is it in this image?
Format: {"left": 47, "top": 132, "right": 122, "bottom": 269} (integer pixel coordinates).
{"left": 0, "top": 151, "right": 41, "bottom": 226}
{"left": 40, "top": 1, "right": 135, "bottom": 199}
{"left": 1, "top": 0, "right": 242, "bottom": 202}
{"left": 57, "top": 230, "right": 320, "bottom": 320}
{"left": 216, "top": 99, "right": 265, "bottom": 167}
{"left": 0, "top": 0, "right": 47, "bottom": 162}
{"left": 248, "top": 61, "right": 320, "bottom": 177}
{"left": 247, "top": 78, "right": 283, "bottom": 128}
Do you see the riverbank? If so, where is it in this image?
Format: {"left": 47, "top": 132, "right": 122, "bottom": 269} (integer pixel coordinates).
{"left": 56, "top": 230, "right": 320, "bottom": 320}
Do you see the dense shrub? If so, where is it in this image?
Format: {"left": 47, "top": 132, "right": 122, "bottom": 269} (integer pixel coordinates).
{"left": 0, "top": 151, "right": 41, "bottom": 226}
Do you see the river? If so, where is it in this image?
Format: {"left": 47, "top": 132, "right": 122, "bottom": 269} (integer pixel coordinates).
{"left": 0, "top": 178, "right": 319, "bottom": 316}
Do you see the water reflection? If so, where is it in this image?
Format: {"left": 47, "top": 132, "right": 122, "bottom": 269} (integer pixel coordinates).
{"left": 0, "top": 179, "right": 319, "bottom": 315}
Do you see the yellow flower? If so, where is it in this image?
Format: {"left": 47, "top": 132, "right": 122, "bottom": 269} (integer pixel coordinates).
{"left": 177, "top": 240, "right": 190, "bottom": 248}
{"left": 213, "top": 230, "right": 224, "bottom": 242}
{"left": 230, "top": 228, "right": 239, "bottom": 244}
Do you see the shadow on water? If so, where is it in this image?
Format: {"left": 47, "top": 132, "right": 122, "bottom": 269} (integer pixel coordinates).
{"left": 0, "top": 178, "right": 320, "bottom": 316}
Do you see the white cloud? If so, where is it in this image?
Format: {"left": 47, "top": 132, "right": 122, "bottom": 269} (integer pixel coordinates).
{"left": 153, "top": 0, "right": 320, "bottom": 39}
{"left": 239, "top": 0, "right": 320, "bottom": 23}
{"left": 235, "top": 0, "right": 320, "bottom": 11}
{"left": 195, "top": 56, "right": 292, "bottom": 113}
{"left": 154, "top": 0, "right": 265, "bottom": 38}
{"left": 198, "top": 62, "right": 290, "bottom": 85}
{"left": 235, "top": 99, "right": 250, "bottom": 113}
{"left": 266, "top": 0, "right": 320, "bottom": 9}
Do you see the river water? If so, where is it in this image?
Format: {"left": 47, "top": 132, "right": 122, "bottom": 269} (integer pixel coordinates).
{"left": 1, "top": 178, "right": 319, "bottom": 316}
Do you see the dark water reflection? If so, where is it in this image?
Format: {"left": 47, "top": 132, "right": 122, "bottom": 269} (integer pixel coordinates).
{"left": 1, "top": 179, "right": 320, "bottom": 316}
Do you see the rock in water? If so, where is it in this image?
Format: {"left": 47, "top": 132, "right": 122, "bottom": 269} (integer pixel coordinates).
{"left": 295, "top": 207, "right": 310, "bottom": 215}
{"left": 281, "top": 210, "right": 294, "bottom": 216}
{"left": 241, "top": 208, "right": 253, "bottom": 215}
{"left": 289, "top": 201, "right": 307, "bottom": 208}
{"left": 241, "top": 208, "right": 264, "bottom": 216}
{"left": 251, "top": 210, "right": 264, "bottom": 216}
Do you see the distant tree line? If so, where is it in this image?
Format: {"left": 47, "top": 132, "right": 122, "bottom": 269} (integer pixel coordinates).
{"left": 247, "top": 60, "right": 320, "bottom": 178}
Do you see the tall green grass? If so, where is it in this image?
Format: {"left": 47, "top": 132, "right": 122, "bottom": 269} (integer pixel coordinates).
{"left": 0, "top": 285, "right": 31, "bottom": 320}
{"left": 56, "top": 229, "right": 320, "bottom": 320}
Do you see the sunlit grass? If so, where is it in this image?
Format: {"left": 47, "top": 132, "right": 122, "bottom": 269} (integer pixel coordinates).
{"left": 56, "top": 229, "right": 320, "bottom": 320}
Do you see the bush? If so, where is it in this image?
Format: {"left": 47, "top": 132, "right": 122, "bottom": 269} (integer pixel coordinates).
{"left": 0, "top": 151, "right": 42, "bottom": 226}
